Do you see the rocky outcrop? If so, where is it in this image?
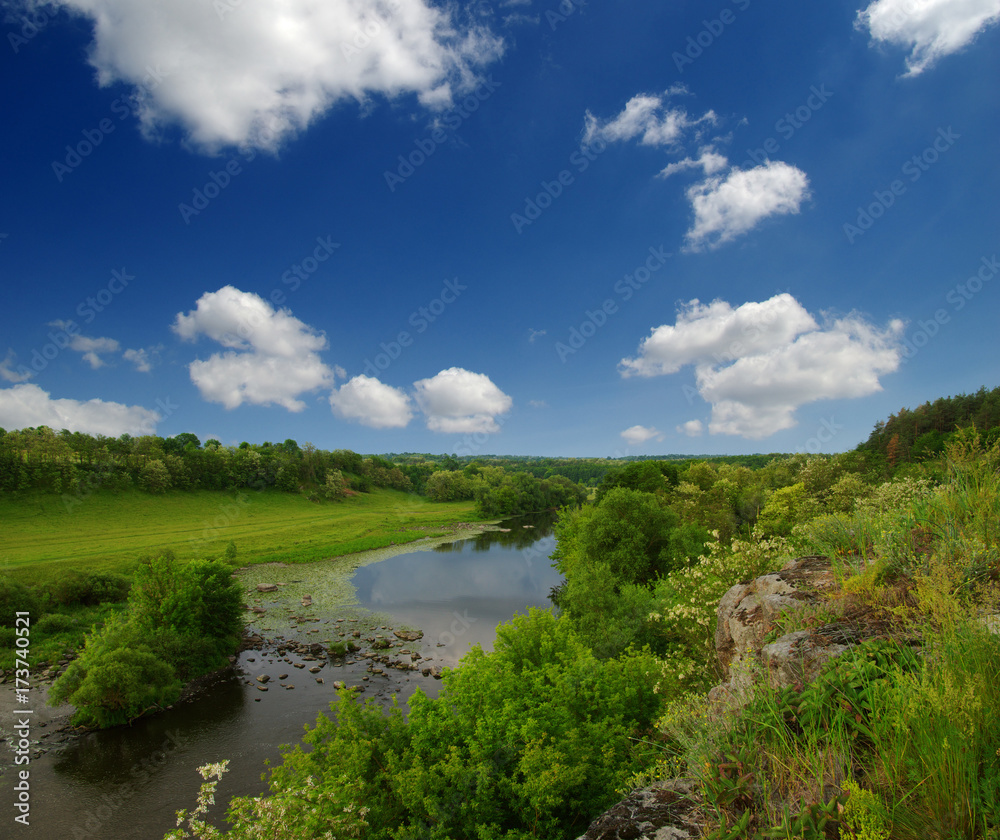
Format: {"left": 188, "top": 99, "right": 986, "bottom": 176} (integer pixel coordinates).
{"left": 580, "top": 555, "right": 859, "bottom": 838}
{"left": 575, "top": 780, "right": 702, "bottom": 840}
{"left": 710, "top": 555, "right": 849, "bottom": 699}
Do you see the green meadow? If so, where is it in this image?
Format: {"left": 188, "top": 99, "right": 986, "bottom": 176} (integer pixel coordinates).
{"left": 0, "top": 487, "right": 478, "bottom": 587}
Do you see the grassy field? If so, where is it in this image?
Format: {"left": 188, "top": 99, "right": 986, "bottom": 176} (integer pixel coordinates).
{"left": 0, "top": 487, "right": 479, "bottom": 586}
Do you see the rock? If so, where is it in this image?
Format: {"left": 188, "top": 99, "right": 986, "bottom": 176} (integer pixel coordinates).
{"left": 278, "top": 673, "right": 288, "bottom": 680}
{"left": 575, "top": 780, "right": 701, "bottom": 840}
{"left": 393, "top": 629, "right": 423, "bottom": 642}
{"left": 256, "top": 583, "right": 279, "bottom": 592}
{"left": 760, "top": 627, "right": 855, "bottom": 690}
{"left": 256, "top": 685, "right": 268, "bottom": 692}
{"left": 715, "top": 555, "right": 837, "bottom": 688}
{"left": 309, "top": 666, "right": 322, "bottom": 673}
{"left": 256, "top": 674, "right": 270, "bottom": 683}
{"left": 302, "top": 595, "right": 313, "bottom": 606}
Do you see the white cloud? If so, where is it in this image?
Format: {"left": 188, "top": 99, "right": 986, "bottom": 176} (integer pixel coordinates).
{"left": 857, "top": 0, "right": 1000, "bottom": 75}
{"left": 0, "top": 383, "right": 160, "bottom": 436}
{"left": 684, "top": 161, "right": 810, "bottom": 252}
{"left": 52, "top": 0, "right": 504, "bottom": 152}
{"left": 123, "top": 346, "right": 161, "bottom": 372}
{"left": 73, "top": 335, "right": 121, "bottom": 369}
{"left": 584, "top": 90, "right": 716, "bottom": 147}
{"left": 413, "top": 367, "right": 512, "bottom": 433}
{"left": 620, "top": 294, "right": 904, "bottom": 439}
{"left": 677, "top": 419, "right": 704, "bottom": 437}
{"left": 48, "top": 322, "right": 123, "bottom": 369}
{"left": 619, "top": 294, "right": 817, "bottom": 378}
{"left": 329, "top": 375, "right": 413, "bottom": 429}
{"left": 583, "top": 92, "right": 809, "bottom": 251}
{"left": 659, "top": 146, "right": 729, "bottom": 179}
{"left": 173, "top": 285, "right": 333, "bottom": 411}
{"left": 620, "top": 424, "right": 664, "bottom": 445}
{"left": 0, "top": 350, "right": 32, "bottom": 383}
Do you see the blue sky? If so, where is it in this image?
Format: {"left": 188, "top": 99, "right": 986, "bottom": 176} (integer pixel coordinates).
{"left": 1, "top": 0, "right": 998, "bottom": 457}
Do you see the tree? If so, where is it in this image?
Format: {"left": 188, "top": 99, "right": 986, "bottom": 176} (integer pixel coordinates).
{"left": 139, "top": 459, "right": 172, "bottom": 493}
{"left": 577, "top": 487, "right": 679, "bottom": 585}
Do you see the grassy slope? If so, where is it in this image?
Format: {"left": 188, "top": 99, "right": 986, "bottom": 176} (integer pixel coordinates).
{"left": 0, "top": 487, "right": 478, "bottom": 586}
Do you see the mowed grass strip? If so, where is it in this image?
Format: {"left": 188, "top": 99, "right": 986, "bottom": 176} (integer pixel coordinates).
{"left": 0, "top": 488, "right": 478, "bottom": 586}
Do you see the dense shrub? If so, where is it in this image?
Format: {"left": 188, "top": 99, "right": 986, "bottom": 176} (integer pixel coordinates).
{"left": 0, "top": 577, "right": 39, "bottom": 626}
{"left": 50, "top": 552, "right": 242, "bottom": 727}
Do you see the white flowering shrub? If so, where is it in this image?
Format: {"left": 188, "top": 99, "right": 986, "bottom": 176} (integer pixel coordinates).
{"left": 649, "top": 531, "right": 792, "bottom": 692}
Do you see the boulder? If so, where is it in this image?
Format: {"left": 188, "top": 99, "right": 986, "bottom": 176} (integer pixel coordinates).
{"left": 256, "top": 583, "right": 279, "bottom": 592}
{"left": 715, "top": 555, "right": 837, "bottom": 688}
{"left": 575, "top": 780, "right": 702, "bottom": 840}
{"left": 393, "top": 629, "right": 423, "bottom": 642}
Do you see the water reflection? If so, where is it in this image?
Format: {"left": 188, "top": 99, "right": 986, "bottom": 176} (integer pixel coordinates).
{"left": 351, "top": 512, "right": 563, "bottom": 664}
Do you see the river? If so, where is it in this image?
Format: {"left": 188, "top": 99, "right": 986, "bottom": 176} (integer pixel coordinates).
{"left": 1, "top": 512, "right": 561, "bottom": 840}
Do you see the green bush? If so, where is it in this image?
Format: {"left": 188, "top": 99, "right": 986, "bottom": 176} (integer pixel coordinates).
{"left": 0, "top": 577, "right": 40, "bottom": 626}
{"left": 35, "top": 612, "right": 79, "bottom": 634}
{"left": 49, "top": 552, "right": 243, "bottom": 728}
{"left": 49, "top": 571, "right": 131, "bottom": 607}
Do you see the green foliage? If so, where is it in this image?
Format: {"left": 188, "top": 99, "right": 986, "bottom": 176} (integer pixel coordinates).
{"left": 575, "top": 487, "right": 679, "bottom": 585}
{"left": 139, "top": 458, "right": 173, "bottom": 493}
{"left": 188, "top": 609, "right": 661, "bottom": 840}
{"left": 49, "top": 551, "right": 242, "bottom": 728}
{"left": 755, "top": 482, "right": 819, "bottom": 537}
{"left": 0, "top": 576, "right": 40, "bottom": 626}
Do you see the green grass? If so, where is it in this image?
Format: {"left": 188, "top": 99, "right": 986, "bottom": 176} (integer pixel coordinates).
{"left": 0, "top": 487, "right": 479, "bottom": 587}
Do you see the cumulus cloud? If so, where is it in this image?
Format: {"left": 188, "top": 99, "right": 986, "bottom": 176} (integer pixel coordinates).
{"left": 857, "top": 0, "right": 1000, "bottom": 75}
{"left": 173, "top": 285, "right": 333, "bottom": 411}
{"left": 677, "top": 419, "right": 704, "bottom": 437}
{"left": 684, "top": 161, "right": 810, "bottom": 252}
{"left": 620, "top": 294, "right": 905, "bottom": 439}
{"left": 584, "top": 89, "right": 716, "bottom": 147}
{"left": 51, "top": 0, "right": 504, "bottom": 152}
{"left": 583, "top": 91, "right": 809, "bottom": 250}
{"left": 620, "top": 424, "right": 664, "bottom": 446}
{"left": 329, "top": 374, "right": 413, "bottom": 429}
{"left": 0, "top": 350, "right": 32, "bottom": 383}
{"left": 413, "top": 367, "right": 512, "bottom": 433}
{"left": 0, "top": 383, "right": 160, "bottom": 436}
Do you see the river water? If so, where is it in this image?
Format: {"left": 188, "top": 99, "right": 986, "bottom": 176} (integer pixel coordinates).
{"left": 2, "top": 512, "right": 560, "bottom": 840}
